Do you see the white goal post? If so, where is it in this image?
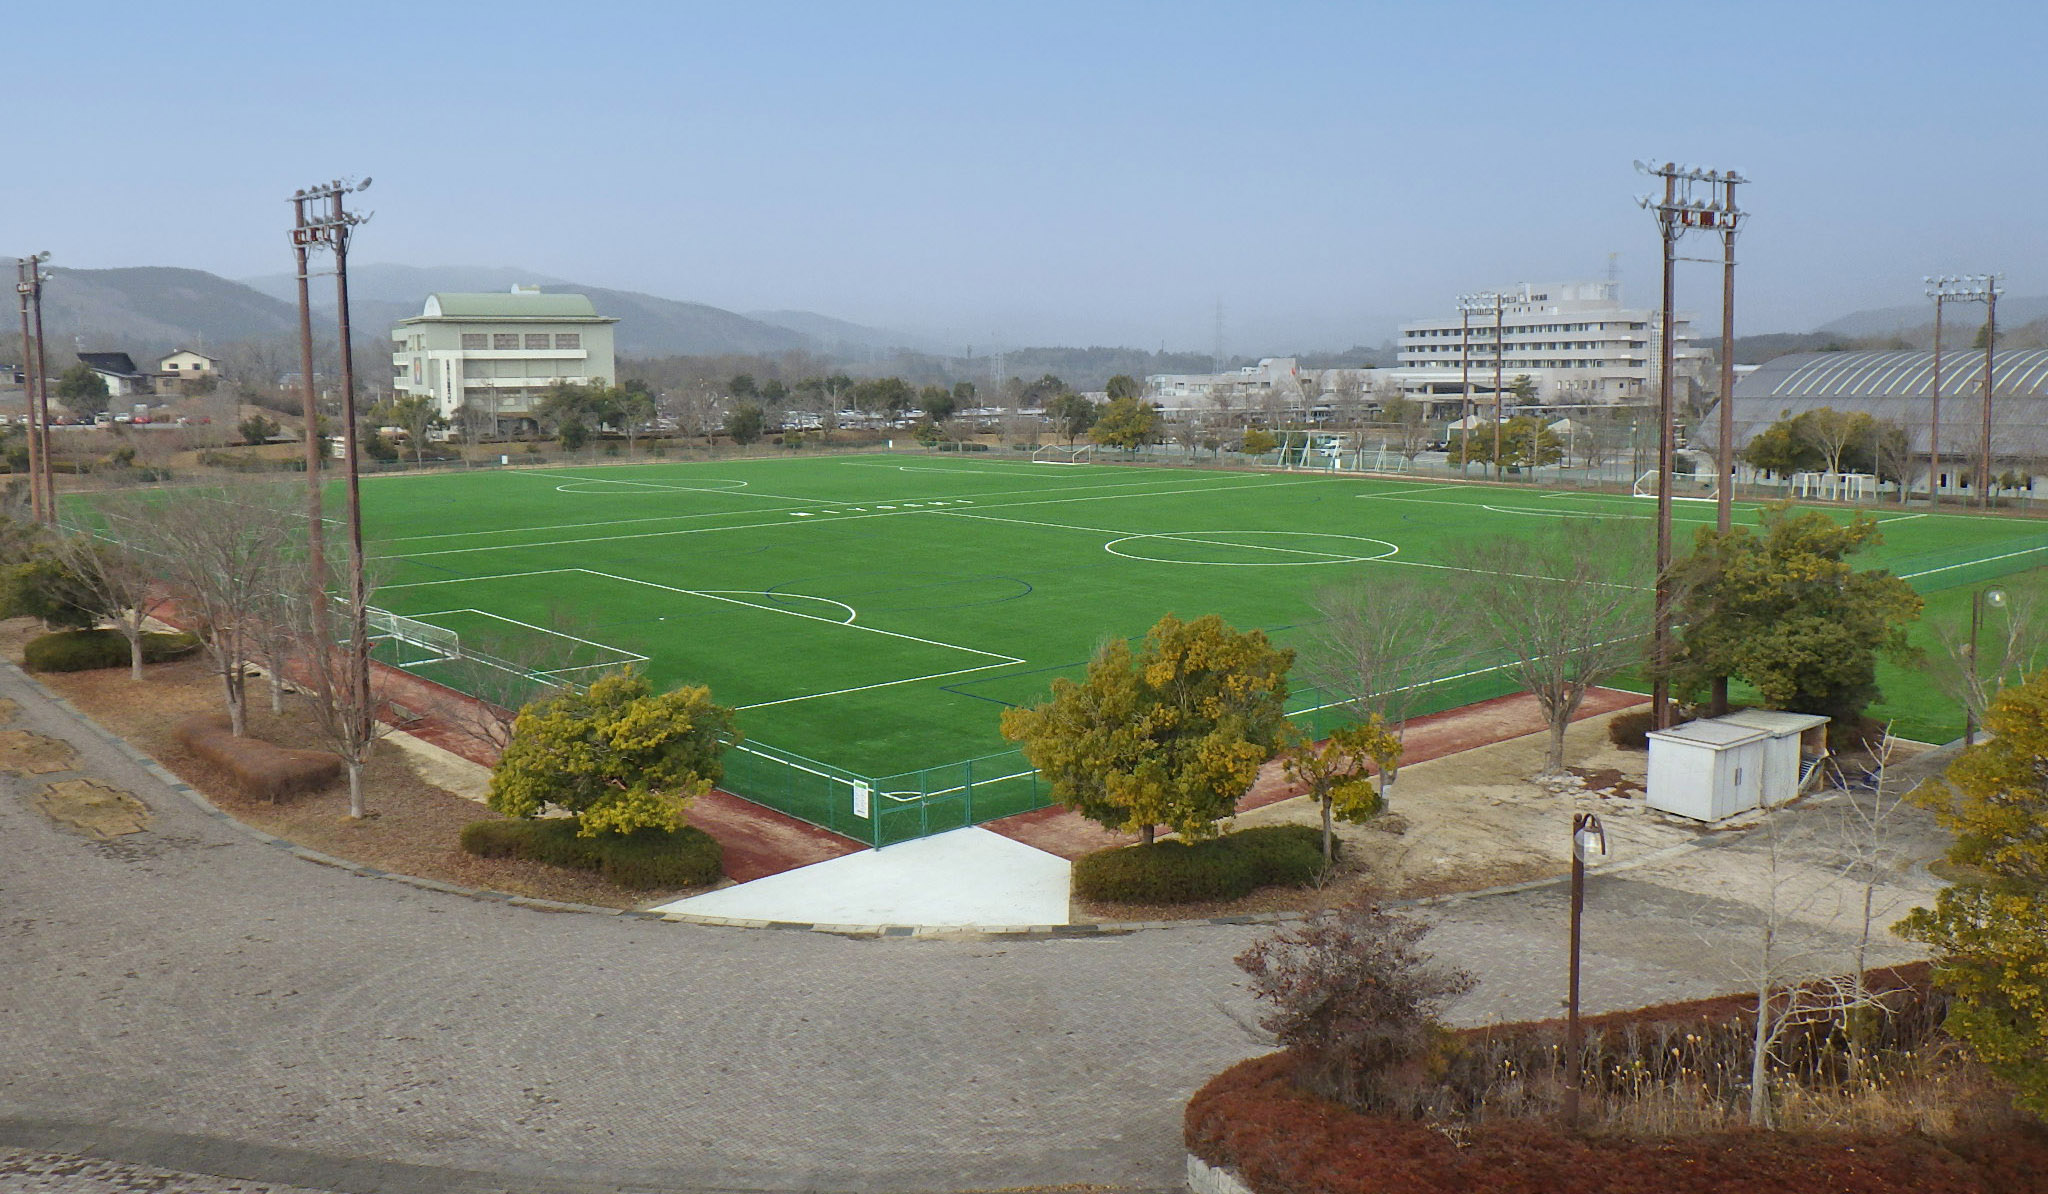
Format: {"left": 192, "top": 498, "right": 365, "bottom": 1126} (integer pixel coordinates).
{"left": 1631, "top": 469, "right": 1722, "bottom": 502}
{"left": 1790, "top": 471, "right": 1876, "bottom": 502}
{"left": 1032, "top": 443, "right": 1094, "bottom": 465}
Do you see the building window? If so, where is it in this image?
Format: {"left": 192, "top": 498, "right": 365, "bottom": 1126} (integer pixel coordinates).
{"left": 554, "top": 333, "right": 580, "bottom": 349}
{"left": 525, "top": 333, "right": 551, "bottom": 350}
{"left": 493, "top": 333, "right": 520, "bottom": 350}
{"left": 462, "top": 333, "right": 488, "bottom": 350}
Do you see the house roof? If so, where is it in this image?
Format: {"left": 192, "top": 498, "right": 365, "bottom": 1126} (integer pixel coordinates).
{"left": 404, "top": 292, "right": 613, "bottom": 322}
{"left": 162, "top": 348, "right": 220, "bottom": 363}
{"left": 78, "top": 352, "right": 144, "bottom": 377}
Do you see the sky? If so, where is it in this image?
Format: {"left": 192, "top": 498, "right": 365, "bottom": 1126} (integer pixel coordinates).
{"left": 7, "top": 0, "right": 2045, "bottom": 353}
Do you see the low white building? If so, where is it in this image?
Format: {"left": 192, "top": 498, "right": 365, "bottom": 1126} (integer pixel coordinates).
{"left": 390, "top": 287, "right": 619, "bottom": 429}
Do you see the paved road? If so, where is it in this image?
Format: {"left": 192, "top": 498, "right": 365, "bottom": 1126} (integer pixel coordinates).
{"left": 0, "top": 667, "right": 1945, "bottom": 1193}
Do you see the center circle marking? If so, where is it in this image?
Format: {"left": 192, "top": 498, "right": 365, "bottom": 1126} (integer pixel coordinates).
{"left": 1102, "top": 530, "right": 1399, "bottom": 566}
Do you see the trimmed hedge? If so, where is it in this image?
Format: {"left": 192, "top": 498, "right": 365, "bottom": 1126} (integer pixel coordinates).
{"left": 1607, "top": 709, "right": 1654, "bottom": 750}
{"left": 460, "top": 818, "right": 723, "bottom": 891}
{"left": 1074, "top": 824, "right": 1328, "bottom": 904}
{"left": 173, "top": 713, "right": 341, "bottom": 801}
{"left": 23, "top": 628, "right": 201, "bottom": 673}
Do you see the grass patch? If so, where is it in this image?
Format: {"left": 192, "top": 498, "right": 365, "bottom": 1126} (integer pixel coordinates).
{"left": 23, "top": 628, "right": 199, "bottom": 672}
{"left": 1073, "top": 824, "right": 1328, "bottom": 904}
{"left": 461, "top": 818, "right": 724, "bottom": 891}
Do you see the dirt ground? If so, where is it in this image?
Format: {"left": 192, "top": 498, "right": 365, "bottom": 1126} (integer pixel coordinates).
{"left": 1071, "top": 707, "right": 1903, "bottom": 923}
{"left": 2, "top": 618, "right": 708, "bottom": 909}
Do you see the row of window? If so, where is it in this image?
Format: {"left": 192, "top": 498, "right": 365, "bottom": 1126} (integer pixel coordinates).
{"left": 1408, "top": 321, "right": 1649, "bottom": 337}
{"left": 1422, "top": 359, "right": 1648, "bottom": 370}
{"left": 1407, "top": 341, "right": 1646, "bottom": 353}
{"left": 459, "top": 333, "right": 581, "bottom": 351}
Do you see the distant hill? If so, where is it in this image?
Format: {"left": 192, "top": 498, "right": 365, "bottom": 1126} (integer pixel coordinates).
{"left": 1817, "top": 295, "right": 2048, "bottom": 338}
{"left": 745, "top": 309, "right": 947, "bottom": 355}
{"left": 34, "top": 267, "right": 297, "bottom": 355}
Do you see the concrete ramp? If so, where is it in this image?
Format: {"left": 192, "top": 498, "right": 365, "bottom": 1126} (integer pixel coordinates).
{"left": 652, "top": 826, "right": 1071, "bottom": 928}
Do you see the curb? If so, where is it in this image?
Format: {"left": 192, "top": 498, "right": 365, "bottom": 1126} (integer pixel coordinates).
{"left": 3, "top": 661, "right": 1727, "bottom": 940}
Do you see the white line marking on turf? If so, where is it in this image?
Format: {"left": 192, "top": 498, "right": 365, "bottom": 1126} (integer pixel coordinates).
{"left": 379, "top": 568, "right": 581, "bottom": 590}
{"left": 734, "top": 661, "right": 1017, "bottom": 711}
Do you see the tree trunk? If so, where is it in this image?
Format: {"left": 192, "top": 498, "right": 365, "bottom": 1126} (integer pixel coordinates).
{"left": 129, "top": 633, "right": 145, "bottom": 682}
{"left": 1321, "top": 796, "right": 1334, "bottom": 862}
{"left": 346, "top": 759, "right": 365, "bottom": 819}
{"left": 1749, "top": 989, "right": 1775, "bottom": 1127}
{"left": 1710, "top": 676, "right": 1730, "bottom": 717}
{"left": 269, "top": 670, "right": 285, "bottom": 714}
{"left": 1547, "top": 715, "right": 1569, "bottom": 776}
{"left": 226, "top": 687, "right": 246, "bottom": 737}
{"left": 1141, "top": 824, "right": 1155, "bottom": 847}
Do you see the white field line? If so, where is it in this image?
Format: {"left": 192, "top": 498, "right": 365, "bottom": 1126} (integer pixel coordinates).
{"left": 939, "top": 510, "right": 1384, "bottom": 562}
{"left": 729, "top": 743, "right": 862, "bottom": 786}
{"left": 1899, "top": 540, "right": 2048, "bottom": 581}
{"left": 879, "top": 769, "right": 1040, "bottom": 803}
{"left": 573, "top": 568, "right": 1025, "bottom": 664}
{"left": 369, "top": 474, "right": 1308, "bottom": 561}
{"left": 437, "top": 607, "right": 649, "bottom": 663}
{"left": 734, "top": 660, "right": 1018, "bottom": 711}
{"left": 519, "top": 471, "right": 835, "bottom": 505}
{"left": 378, "top": 568, "right": 582, "bottom": 591}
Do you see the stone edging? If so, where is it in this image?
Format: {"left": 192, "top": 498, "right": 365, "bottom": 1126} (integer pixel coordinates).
{"left": 6, "top": 661, "right": 1730, "bottom": 940}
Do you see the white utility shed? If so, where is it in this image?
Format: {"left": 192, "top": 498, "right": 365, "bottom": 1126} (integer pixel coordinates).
{"left": 1646, "top": 719, "right": 1769, "bottom": 822}
{"left": 1714, "top": 709, "right": 1832, "bottom": 806}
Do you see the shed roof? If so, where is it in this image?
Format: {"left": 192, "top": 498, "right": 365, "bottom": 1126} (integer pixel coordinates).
{"left": 1648, "top": 719, "right": 1770, "bottom": 748}
{"left": 1715, "top": 709, "right": 1831, "bottom": 737}
{"left": 77, "top": 351, "right": 143, "bottom": 377}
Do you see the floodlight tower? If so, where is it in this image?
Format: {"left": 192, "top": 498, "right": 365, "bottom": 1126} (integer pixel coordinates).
{"left": 1925, "top": 275, "right": 2001, "bottom": 509}
{"left": 14, "top": 256, "right": 50, "bottom": 524}
{"left": 1457, "top": 291, "right": 1506, "bottom": 477}
{"left": 1635, "top": 161, "right": 1746, "bottom": 728}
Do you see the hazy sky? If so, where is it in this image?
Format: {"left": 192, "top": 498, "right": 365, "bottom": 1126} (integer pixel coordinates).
{"left": 9, "top": 1, "right": 2044, "bottom": 352}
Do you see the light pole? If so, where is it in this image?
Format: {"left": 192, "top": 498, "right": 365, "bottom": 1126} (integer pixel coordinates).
{"left": 1925, "top": 276, "right": 2000, "bottom": 509}
{"left": 14, "top": 257, "right": 47, "bottom": 525}
{"left": 1964, "top": 585, "right": 2008, "bottom": 747}
{"left": 1636, "top": 161, "right": 1746, "bottom": 729}
{"left": 1565, "top": 811, "right": 1607, "bottom": 1130}
{"left": 1458, "top": 291, "right": 1504, "bottom": 478}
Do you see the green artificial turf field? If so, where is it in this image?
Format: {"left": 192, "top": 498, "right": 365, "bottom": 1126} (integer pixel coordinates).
{"left": 355, "top": 453, "right": 2048, "bottom": 843}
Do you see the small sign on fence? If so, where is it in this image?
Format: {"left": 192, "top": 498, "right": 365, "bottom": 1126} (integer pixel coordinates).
{"left": 852, "top": 782, "right": 871, "bottom": 819}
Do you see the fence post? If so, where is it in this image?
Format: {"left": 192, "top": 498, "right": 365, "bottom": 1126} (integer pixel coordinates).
{"left": 964, "top": 757, "right": 974, "bottom": 825}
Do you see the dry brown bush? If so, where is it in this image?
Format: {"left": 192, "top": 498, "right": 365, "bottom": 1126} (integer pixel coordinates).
{"left": 173, "top": 713, "right": 341, "bottom": 802}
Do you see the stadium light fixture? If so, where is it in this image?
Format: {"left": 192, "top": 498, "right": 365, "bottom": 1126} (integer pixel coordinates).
{"left": 1926, "top": 273, "right": 2003, "bottom": 510}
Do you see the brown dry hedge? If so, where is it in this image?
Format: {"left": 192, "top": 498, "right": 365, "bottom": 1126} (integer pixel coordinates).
{"left": 173, "top": 714, "right": 342, "bottom": 802}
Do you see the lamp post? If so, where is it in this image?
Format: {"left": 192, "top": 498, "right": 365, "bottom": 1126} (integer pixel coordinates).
{"left": 1565, "top": 811, "right": 1607, "bottom": 1130}
{"left": 1964, "top": 585, "right": 2008, "bottom": 746}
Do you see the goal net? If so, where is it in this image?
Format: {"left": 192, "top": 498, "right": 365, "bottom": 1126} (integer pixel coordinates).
{"left": 1631, "top": 469, "right": 1722, "bottom": 503}
{"left": 1032, "top": 443, "right": 1094, "bottom": 465}
{"left": 345, "top": 602, "right": 462, "bottom": 667}
{"left": 1790, "top": 471, "right": 1876, "bottom": 502}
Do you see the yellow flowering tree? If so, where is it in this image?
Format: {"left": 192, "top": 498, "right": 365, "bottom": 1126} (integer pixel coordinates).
{"left": 1001, "top": 613, "right": 1293, "bottom": 844}
{"left": 1900, "top": 669, "right": 2048, "bottom": 1116}
{"left": 1282, "top": 718, "right": 1403, "bottom": 863}
{"left": 488, "top": 669, "right": 738, "bottom": 837}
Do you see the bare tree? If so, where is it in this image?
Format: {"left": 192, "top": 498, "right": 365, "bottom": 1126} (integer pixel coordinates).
{"left": 1379, "top": 390, "right": 1430, "bottom": 468}
{"left": 1796, "top": 406, "right": 1871, "bottom": 477}
{"left": 42, "top": 496, "right": 173, "bottom": 681}
{"left": 1927, "top": 585, "right": 2047, "bottom": 734}
{"left": 1451, "top": 518, "right": 1652, "bottom": 778}
{"left": 455, "top": 398, "right": 497, "bottom": 460}
{"left": 104, "top": 481, "right": 301, "bottom": 736}
{"left": 282, "top": 575, "right": 390, "bottom": 819}
{"left": 1304, "top": 570, "right": 1460, "bottom": 804}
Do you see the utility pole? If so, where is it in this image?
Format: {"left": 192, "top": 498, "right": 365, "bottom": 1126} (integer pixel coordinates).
{"left": 1565, "top": 812, "right": 1606, "bottom": 1130}
{"left": 1493, "top": 295, "right": 1505, "bottom": 480}
{"left": 1925, "top": 275, "right": 2000, "bottom": 510}
{"left": 14, "top": 258, "right": 47, "bottom": 524}
{"left": 1637, "top": 160, "right": 1744, "bottom": 730}
{"left": 1458, "top": 304, "right": 1473, "bottom": 472}
{"left": 19, "top": 255, "right": 57, "bottom": 524}
{"left": 1716, "top": 175, "right": 1743, "bottom": 534}
{"left": 290, "top": 192, "right": 327, "bottom": 619}
{"left": 290, "top": 176, "right": 374, "bottom": 814}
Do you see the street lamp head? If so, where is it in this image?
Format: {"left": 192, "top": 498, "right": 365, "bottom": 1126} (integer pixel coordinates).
{"left": 357, "top": 177, "right": 373, "bottom": 191}
{"left": 1572, "top": 812, "right": 1607, "bottom": 861}
{"left": 1987, "top": 587, "right": 2008, "bottom": 609}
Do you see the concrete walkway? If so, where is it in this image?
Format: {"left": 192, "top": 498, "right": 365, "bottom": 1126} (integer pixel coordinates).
{"left": 0, "top": 663, "right": 1948, "bottom": 1194}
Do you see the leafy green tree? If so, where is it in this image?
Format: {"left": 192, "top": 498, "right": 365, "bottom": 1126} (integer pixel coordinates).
{"left": 557, "top": 419, "right": 590, "bottom": 451}
{"left": 1448, "top": 416, "right": 1561, "bottom": 470}
{"left": 724, "top": 402, "right": 766, "bottom": 445}
{"left": 1105, "top": 374, "right": 1143, "bottom": 402}
{"left": 728, "top": 373, "right": 758, "bottom": 400}
{"left": 614, "top": 382, "right": 658, "bottom": 453}
{"left": 1506, "top": 373, "right": 1537, "bottom": 403}
{"left": 911, "top": 419, "right": 941, "bottom": 448}
{"left": 1741, "top": 413, "right": 1825, "bottom": 478}
{"left": 1090, "top": 395, "right": 1159, "bottom": 451}
{"left": 1044, "top": 392, "right": 1099, "bottom": 446}
{"left": 488, "top": 670, "right": 738, "bottom": 837}
{"left": 1241, "top": 428, "right": 1278, "bottom": 456}
{"left": 1000, "top": 613, "right": 1293, "bottom": 845}
{"left": 919, "top": 385, "right": 957, "bottom": 424}
{"left": 1667, "top": 504, "right": 1921, "bottom": 729}
{"left": 951, "top": 380, "right": 977, "bottom": 405}
{"left": 238, "top": 414, "right": 279, "bottom": 446}
{"left": 852, "top": 376, "right": 914, "bottom": 423}
{"left": 1282, "top": 718, "right": 1402, "bottom": 862}
{"left": 0, "top": 535, "right": 102, "bottom": 630}
{"left": 534, "top": 381, "right": 616, "bottom": 437}
{"left": 1900, "top": 671, "right": 2048, "bottom": 1116}
{"left": 56, "top": 363, "right": 109, "bottom": 418}
{"left": 1021, "top": 373, "right": 1070, "bottom": 407}
{"left": 371, "top": 393, "right": 445, "bottom": 464}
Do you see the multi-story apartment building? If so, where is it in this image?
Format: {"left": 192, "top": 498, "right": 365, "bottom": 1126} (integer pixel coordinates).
{"left": 1394, "top": 281, "right": 1705, "bottom": 408}
{"left": 390, "top": 288, "right": 618, "bottom": 429}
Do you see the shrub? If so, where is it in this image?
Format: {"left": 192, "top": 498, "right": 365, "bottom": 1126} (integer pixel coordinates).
{"left": 459, "top": 818, "right": 723, "bottom": 890}
{"left": 23, "top": 628, "right": 200, "bottom": 672}
{"left": 173, "top": 714, "right": 341, "bottom": 801}
{"left": 1608, "top": 709, "right": 1655, "bottom": 749}
{"left": 1073, "top": 825, "right": 1327, "bottom": 904}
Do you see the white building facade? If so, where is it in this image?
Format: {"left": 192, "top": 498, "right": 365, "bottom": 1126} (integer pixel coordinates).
{"left": 1394, "top": 281, "right": 1705, "bottom": 408}
{"left": 390, "top": 288, "right": 618, "bottom": 426}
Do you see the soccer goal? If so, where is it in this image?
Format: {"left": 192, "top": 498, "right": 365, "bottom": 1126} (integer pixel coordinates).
{"left": 1632, "top": 469, "right": 1722, "bottom": 503}
{"left": 1791, "top": 471, "right": 1877, "bottom": 502}
{"left": 1032, "top": 443, "right": 1094, "bottom": 465}
{"left": 349, "top": 602, "right": 462, "bottom": 668}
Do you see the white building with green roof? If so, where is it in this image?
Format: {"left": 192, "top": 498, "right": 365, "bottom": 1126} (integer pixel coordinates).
{"left": 390, "top": 287, "right": 619, "bottom": 429}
